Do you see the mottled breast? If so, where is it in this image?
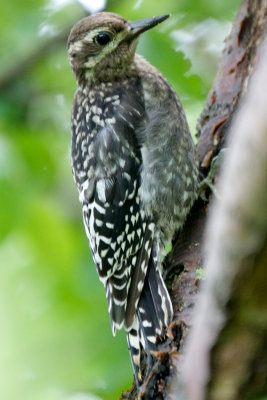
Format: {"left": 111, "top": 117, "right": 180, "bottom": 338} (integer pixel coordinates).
{"left": 71, "top": 77, "right": 148, "bottom": 280}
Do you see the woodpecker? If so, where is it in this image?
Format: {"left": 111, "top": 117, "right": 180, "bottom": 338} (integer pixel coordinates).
{"left": 67, "top": 12, "right": 198, "bottom": 383}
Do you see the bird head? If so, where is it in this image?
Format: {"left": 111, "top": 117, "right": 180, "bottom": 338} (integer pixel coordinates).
{"left": 67, "top": 12, "right": 169, "bottom": 86}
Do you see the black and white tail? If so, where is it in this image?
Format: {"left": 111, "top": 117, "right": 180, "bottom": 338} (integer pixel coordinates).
{"left": 126, "top": 244, "right": 173, "bottom": 383}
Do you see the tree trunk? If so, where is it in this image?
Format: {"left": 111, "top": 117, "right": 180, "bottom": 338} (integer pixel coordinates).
{"left": 123, "top": 1, "right": 267, "bottom": 398}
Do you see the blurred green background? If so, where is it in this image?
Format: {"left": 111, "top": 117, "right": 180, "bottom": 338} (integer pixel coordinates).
{"left": 0, "top": 0, "right": 240, "bottom": 399}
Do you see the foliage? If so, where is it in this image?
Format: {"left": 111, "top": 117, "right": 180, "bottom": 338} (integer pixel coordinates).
{"left": 0, "top": 0, "right": 240, "bottom": 399}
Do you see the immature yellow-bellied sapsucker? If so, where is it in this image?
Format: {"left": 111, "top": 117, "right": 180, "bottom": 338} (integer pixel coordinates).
{"left": 67, "top": 12, "right": 198, "bottom": 383}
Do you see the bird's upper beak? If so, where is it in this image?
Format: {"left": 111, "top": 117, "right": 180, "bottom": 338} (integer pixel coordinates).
{"left": 128, "top": 14, "right": 170, "bottom": 39}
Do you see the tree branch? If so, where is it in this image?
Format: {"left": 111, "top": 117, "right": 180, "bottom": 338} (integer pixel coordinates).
{"left": 123, "top": 1, "right": 267, "bottom": 398}
{"left": 177, "top": 37, "right": 267, "bottom": 400}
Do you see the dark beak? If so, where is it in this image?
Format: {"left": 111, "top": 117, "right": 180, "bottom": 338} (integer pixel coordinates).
{"left": 128, "top": 14, "right": 170, "bottom": 38}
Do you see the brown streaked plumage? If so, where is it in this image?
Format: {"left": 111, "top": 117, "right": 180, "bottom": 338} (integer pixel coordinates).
{"left": 67, "top": 12, "right": 198, "bottom": 386}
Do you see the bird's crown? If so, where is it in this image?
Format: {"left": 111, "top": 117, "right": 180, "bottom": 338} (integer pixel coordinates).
{"left": 67, "top": 12, "right": 169, "bottom": 86}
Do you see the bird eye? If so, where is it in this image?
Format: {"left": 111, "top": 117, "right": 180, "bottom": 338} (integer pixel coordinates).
{"left": 95, "top": 31, "right": 112, "bottom": 46}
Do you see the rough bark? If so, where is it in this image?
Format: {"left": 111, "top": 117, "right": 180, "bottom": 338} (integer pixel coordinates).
{"left": 122, "top": 1, "right": 267, "bottom": 398}
{"left": 176, "top": 36, "right": 267, "bottom": 400}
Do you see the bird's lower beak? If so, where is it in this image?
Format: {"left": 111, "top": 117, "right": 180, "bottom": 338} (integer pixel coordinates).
{"left": 128, "top": 14, "right": 170, "bottom": 39}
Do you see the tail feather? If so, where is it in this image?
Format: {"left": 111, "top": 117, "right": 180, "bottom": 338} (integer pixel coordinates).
{"left": 138, "top": 250, "right": 173, "bottom": 346}
{"left": 146, "top": 257, "right": 173, "bottom": 329}
{"left": 126, "top": 244, "right": 173, "bottom": 383}
{"left": 127, "top": 315, "right": 142, "bottom": 382}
